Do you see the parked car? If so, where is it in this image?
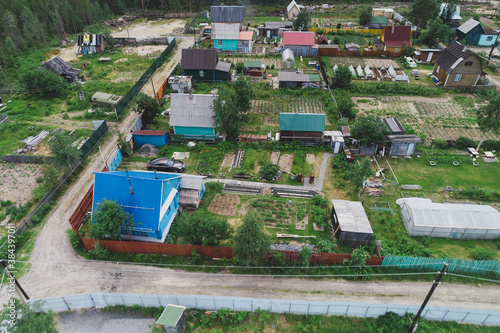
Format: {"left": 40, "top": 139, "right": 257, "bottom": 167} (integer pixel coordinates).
{"left": 147, "top": 158, "right": 185, "bottom": 173}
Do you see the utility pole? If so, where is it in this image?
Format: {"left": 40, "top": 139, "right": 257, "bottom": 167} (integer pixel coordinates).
{"left": 0, "top": 260, "right": 30, "bottom": 300}
{"left": 150, "top": 75, "right": 156, "bottom": 97}
{"left": 408, "top": 263, "right": 448, "bottom": 333}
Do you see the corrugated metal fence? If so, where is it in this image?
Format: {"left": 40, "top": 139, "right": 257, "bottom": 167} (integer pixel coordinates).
{"left": 78, "top": 121, "right": 108, "bottom": 160}
{"left": 382, "top": 256, "right": 500, "bottom": 274}
{"left": 28, "top": 293, "right": 500, "bottom": 326}
{"left": 115, "top": 38, "right": 177, "bottom": 116}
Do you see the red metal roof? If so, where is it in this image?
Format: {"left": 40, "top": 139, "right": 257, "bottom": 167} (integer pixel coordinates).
{"left": 383, "top": 26, "right": 412, "bottom": 47}
{"left": 132, "top": 130, "right": 167, "bottom": 136}
{"left": 283, "top": 32, "right": 316, "bottom": 46}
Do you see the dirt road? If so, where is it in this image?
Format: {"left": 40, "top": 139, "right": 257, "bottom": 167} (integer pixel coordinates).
{"left": 2, "top": 29, "right": 500, "bottom": 312}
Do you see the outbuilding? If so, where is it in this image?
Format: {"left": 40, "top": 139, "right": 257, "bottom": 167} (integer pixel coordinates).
{"left": 279, "top": 113, "right": 325, "bottom": 144}
{"left": 132, "top": 130, "right": 169, "bottom": 147}
{"left": 282, "top": 48, "right": 295, "bottom": 69}
{"left": 385, "top": 135, "right": 422, "bottom": 156}
{"left": 331, "top": 199, "right": 373, "bottom": 246}
{"left": 278, "top": 71, "right": 311, "bottom": 88}
{"left": 168, "top": 76, "right": 192, "bottom": 93}
{"left": 397, "top": 198, "right": 500, "bottom": 239}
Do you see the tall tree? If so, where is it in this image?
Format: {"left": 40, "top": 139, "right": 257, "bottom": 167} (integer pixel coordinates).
{"left": 136, "top": 93, "right": 162, "bottom": 127}
{"left": 439, "top": 1, "right": 457, "bottom": 25}
{"left": 333, "top": 65, "right": 353, "bottom": 89}
{"left": 233, "top": 75, "right": 254, "bottom": 113}
{"left": 234, "top": 210, "right": 271, "bottom": 266}
{"left": 409, "top": 0, "right": 439, "bottom": 43}
{"left": 351, "top": 116, "right": 390, "bottom": 146}
{"left": 351, "top": 158, "right": 375, "bottom": 192}
{"left": 359, "top": 5, "right": 373, "bottom": 27}
{"left": 48, "top": 131, "right": 81, "bottom": 169}
{"left": 21, "top": 6, "right": 46, "bottom": 46}
{"left": 0, "top": 299, "right": 58, "bottom": 333}
{"left": 91, "top": 200, "right": 135, "bottom": 240}
{"left": 476, "top": 95, "right": 500, "bottom": 150}
{"left": 417, "top": 18, "right": 454, "bottom": 48}
{"left": 211, "top": 87, "right": 241, "bottom": 140}
{"left": 293, "top": 10, "right": 311, "bottom": 31}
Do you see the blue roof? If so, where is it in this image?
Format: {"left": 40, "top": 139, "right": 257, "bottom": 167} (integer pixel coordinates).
{"left": 279, "top": 113, "right": 325, "bottom": 132}
{"left": 92, "top": 171, "right": 181, "bottom": 236}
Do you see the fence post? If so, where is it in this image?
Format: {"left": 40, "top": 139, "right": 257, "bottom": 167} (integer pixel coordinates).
{"left": 121, "top": 294, "right": 125, "bottom": 305}
{"left": 365, "top": 306, "right": 370, "bottom": 317}
{"left": 251, "top": 300, "right": 253, "bottom": 312}
{"left": 307, "top": 303, "right": 310, "bottom": 316}
{"left": 289, "top": 302, "right": 291, "bottom": 313}
{"left": 270, "top": 301, "right": 272, "bottom": 312}
{"left": 327, "top": 304, "right": 330, "bottom": 315}
{"left": 461, "top": 312, "right": 470, "bottom": 323}
{"left": 214, "top": 298, "right": 217, "bottom": 310}
{"left": 176, "top": 296, "right": 179, "bottom": 305}
{"left": 346, "top": 304, "right": 350, "bottom": 315}
{"left": 89, "top": 294, "right": 96, "bottom": 308}
{"left": 61, "top": 296, "right": 71, "bottom": 311}
{"left": 481, "top": 314, "right": 491, "bottom": 325}
{"left": 140, "top": 295, "right": 144, "bottom": 307}
{"left": 442, "top": 310, "right": 449, "bottom": 321}
{"left": 233, "top": 299, "right": 235, "bottom": 311}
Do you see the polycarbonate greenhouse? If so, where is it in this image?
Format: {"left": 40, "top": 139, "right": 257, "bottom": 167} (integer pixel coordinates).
{"left": 396, "top": 198, "right": 500, "bottom": 239}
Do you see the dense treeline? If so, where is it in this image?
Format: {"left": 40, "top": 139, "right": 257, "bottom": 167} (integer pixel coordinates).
{"left": 0, "top": 0, "right": 201, "bottom": 77}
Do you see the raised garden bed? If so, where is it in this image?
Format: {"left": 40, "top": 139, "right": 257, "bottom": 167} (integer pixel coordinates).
{"left": 250, "top": 198, "right": 296, "bottom": 227}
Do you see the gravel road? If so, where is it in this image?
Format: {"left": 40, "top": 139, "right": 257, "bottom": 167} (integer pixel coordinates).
{"left": 1, "top": 25, "right": 500, "bottom": 313}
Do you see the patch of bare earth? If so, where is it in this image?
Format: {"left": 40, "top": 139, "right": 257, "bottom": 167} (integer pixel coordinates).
{"left": 0, "top": 164, "right": 43, "bottom": 205}
{"left": 278, "top": 154, "right": 293, "bottom": 173}
{"left": 221, "top": 154, "right": 235, "bottom": 169}
{"left": 208, "top": 194, "right": 241, "bottom": 216}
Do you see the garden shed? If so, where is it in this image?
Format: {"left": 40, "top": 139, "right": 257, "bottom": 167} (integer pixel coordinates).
{"left": 396, "top": 198, "right": 500, "bottom": 239}
{"left": 279, "top": 113, "right": 325, "bottom": 144}
{"left": 40, "top": 56, "right": 80, "bottom": 82}
{"left": 156, "top": 304, "right": 186, "bottom": 333}
{"left": 132, "top": 130, "right": 168, "bottom": 147}
{"left": 331, "top": 199, "right": 373, "bottom": 246}
{"left": 385, "top": 135, "right": 421, "bottom": 156}
{"left": 278, "top": 71, "right": 311, "bottom": 88}
{"left": 244, "top": 60, "right": 263, "bottom": 76}
{"left": 282, "top": 48, "right": 295, "bottom": 69}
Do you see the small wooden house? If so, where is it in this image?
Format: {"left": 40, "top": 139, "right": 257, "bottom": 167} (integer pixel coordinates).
{"left": 331, "top": 199, "right": 373, "bottom": 246}
{"left": 278, "top": 71, "right": 310, "bottom": 88}
{"left": 432, "top": 42, "right": 483, "bottom": 88}
{"left": 282, "top": 32, "right": 318, "bottom": 57}
{"left": 456, "top": 19, "right": 498, "bottom": 46}
{"left": 181, "top": 49, "right": 231, "bottom": 82}
{"left": 244, "top": 60, "right": 263, "bottom": 76}
{"left": 279, "top": 113, "right": 325, "bottom": 144}
{"left": 40, "top": 57, "right": 80, "bottom": 82}
{"left": 382, "top": 25, "right": 412, "bottom": 53}
{"left": 287, "top": 0, "right": 304, "bottom": 20}
{"left": 346, "top": 43, "right": 360, "bottom": 51}
{"left": 211, "top": 6, "right": 245, "bottom": 25}
{"left": 414, "top": 48, "right": 442, "bottom": 63}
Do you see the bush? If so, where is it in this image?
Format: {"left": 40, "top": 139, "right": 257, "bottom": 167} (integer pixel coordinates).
{"left": 456, "top": 137, "right": 476, "bottom": 150}
{"left": 472, "top": 247, "right": 496, "bottom": 260}
{"left": 67, "top": 229, "right": 84, "bottom": 251}
{"left": 316, "top": 239, "right": 336, "bottom": 253}
{"left": 157, "top": 145, "right": 170, "bottom": 157}
{"left": 89, "top": 241, "right": 110, "bottom": 260}
{"left": 261, "top": 163, "right": 280, "bottom": 181}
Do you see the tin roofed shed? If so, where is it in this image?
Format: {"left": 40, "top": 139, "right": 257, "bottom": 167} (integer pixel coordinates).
{"left": 331, "top": 199, "right": 373, "bottom": 246}
{"left": 279, "top": 113, "right": 325, "bottom": 144}
{"left": 132, "top": 130, "right": 168, "bottom": 147}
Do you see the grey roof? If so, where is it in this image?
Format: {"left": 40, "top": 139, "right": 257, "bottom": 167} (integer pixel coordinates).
{"left": 211, "top": 6, "right": 244, "bottom": 23}
{"left": 383, "top": 118, "right": 405, "bottom": 134}
{"left": 457, "top": 18, "right": 481, "bottom": 34}
{"left": 345, "top": 43, "right": 360, "bottom": 49}
{"left": 181, "top": 49, "right": 218, "bottom": 70}
{"left": 434, "top": 42, "right": 477, "bottom": 74}
{"left": 387, "top": 134, "right": 422, "bottom": 143}
{"left": 331, "top": 199, "right": 373, "bottom": 234}
{"left": 278, "top": 71, "right": 310, "bottom": 82}
{"left": 41, "top": 56, "right": 80, "bottom": 77}
{"left": 170, "top": 93, "right": 216, "bottom": 128}
{"left": 211, "top": 23, "right": 240, "bottom": 40}
{"left": 215, "top": 61, "right": 231, "bottom": 72}
{"left": 439, "top": 3, "right": 461, "bottom": 20}
{"left": 266, "top": 21, "right": 293, "bottom": 29}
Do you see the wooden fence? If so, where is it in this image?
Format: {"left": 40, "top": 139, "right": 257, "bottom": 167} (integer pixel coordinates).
{"left": 154, "top": 76, "right": 170, "bottom": 101}
{"left": 318, "top": 48, "right": 402, "bottom": 57}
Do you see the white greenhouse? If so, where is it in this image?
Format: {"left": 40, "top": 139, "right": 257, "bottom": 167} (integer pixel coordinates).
{"left": 396, "top": 198, "right": 500, "bottom": 239}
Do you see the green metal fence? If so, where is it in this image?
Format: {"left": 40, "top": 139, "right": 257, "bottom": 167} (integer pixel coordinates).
{"left": 78, "top": 120, "right": 108, "bottom": 160}
{"left": 382, "top": 255, "right": 500, "bottom": 274}
{"left": 114, "top": 38, "right": 177, "bottom": 117}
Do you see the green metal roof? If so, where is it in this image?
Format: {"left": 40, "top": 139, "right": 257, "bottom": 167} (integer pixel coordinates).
{"left": 309, "top": 74, "right": 321, "bottom": 82}
{"left": 370, "top": 16, "right": 387, "bottom": 24}
{"left": 244, "top": 60, "right": 261, "bottom": 68}
{"left": 279, "top": 113, "right": 325, "bottom": 132}
{"left": 156, "top": 305, "right": 185, "bottom": 327}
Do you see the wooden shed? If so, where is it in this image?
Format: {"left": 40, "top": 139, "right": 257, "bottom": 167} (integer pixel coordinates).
{"left": 156, "top": 304, "right": 187, "bottom": 333}
{"left": 331, "top": 199, "right": 373, "bottom": 246}
{"left": 279, "top": 113, "right": 325, "bottom": 144}
{"left": 386, "top": 134, "right": 422, "bottom": 156}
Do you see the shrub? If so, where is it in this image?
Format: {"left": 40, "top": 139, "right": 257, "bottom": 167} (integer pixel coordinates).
{"left": 316, "top": 239, "right": 336, "bottom": 253}
{"left": 157, "top": 145, "right": 170, "bottom": 157}
{"left": 67, "top": 229, "right": 84, "bottom": 251}
{"left": 261, "top": 163, "right": 280, "bottom": 181}
{"left": 456, "top": 137, "right": 476, "bottom": 150}
{"left": 89, "top": 241, "right": 110, "bottom": 260}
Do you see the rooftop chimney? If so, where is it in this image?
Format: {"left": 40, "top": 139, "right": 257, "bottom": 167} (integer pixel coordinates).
{"left": 391, "top": 25, "right": 395, "bottom": 34}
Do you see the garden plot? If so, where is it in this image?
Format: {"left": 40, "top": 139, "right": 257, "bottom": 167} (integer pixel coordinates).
{"left": 295, "top": 203, "right": 307, "bottom": 230}
{"left": 364, "top": 59, "right": 400, "bottom": 69}
{"left": 250, "top": 198, "right": 296, "bottom": 227}
{"left": 278, "top": 154, "right": 294, "bottom": 173}
{"left": 208, "top": 194, "right": 240, "bottom": 216}
{"left": 250, "top": 97, "right": 325, "bottom": 115}
{"left": 0, "top": 163, "right": 43, "bottom": 205}
{"left": 221, "top": 153, "right": 235, "bottom": 169}
{"left": 330, "top": 57, "right": 365, "bottom": 68}
{"left": 222, "top": 56, "right": 282, "bottom": 69}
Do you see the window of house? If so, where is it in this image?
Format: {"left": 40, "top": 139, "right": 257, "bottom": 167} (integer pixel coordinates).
{"left": 395, "top": 48, "right": 400, "bottom": 53}
{"left": 454, "top": 74, "right": 462, "bottom": 81}
{"left": 199, "top": 70, "right": 204, "bottom": 77}
{"left": 465, "top": 61, "right": 473, "bottom": 66}
{"left": 217, "top": 40, "right": 222, "bottom": 46}
{"left": 486, "top": 36, "right": 493, "bottom": 41}
{"left": 436, "top": 66, "right": 440, "bottom": 73}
